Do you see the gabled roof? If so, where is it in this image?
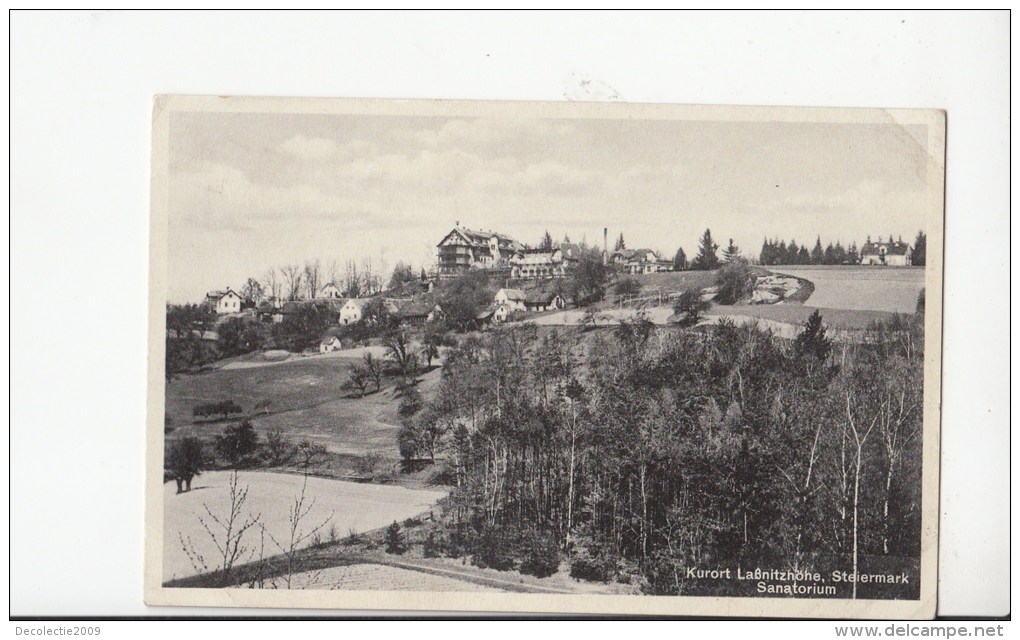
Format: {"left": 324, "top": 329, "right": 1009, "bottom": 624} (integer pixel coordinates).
{"left": 525, "top": 289, "right": 562, "bottom": 304}
{"left": 439, "top": 226, "right": 524, "bottom": 251}
{"left": 205, "top": 288, "right": 240, "bottom": 301}
{"left": 558, "top": 242, "right": 584, "bottom": 259}
{"left": 497, "top": 288, "right": 527, "bottom": 302}
{"left": 861, "top": 241, "right": 911, "bottom": 256}
{"left": 321, "top": 326, "right": 344, "bottom": 341}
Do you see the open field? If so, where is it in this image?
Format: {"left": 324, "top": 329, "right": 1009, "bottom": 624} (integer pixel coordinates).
{"left": 163, "top": 470, "right": 447, "bottom": 582}
{"left": 768, "top": 265, "right": 924, "bottom": 313}
{"left": 166, "top": 353, "right": 443, "bottom": 458}
{"left": 705, "top": 303, "right": 901, "bottom": 331}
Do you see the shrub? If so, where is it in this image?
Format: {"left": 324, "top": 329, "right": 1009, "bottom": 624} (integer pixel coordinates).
{"left": 471, "top": 526, "right": 516, "bottom": 571}
{"left": 193, "top": 399, "right": 244, "bottom": 421}
{"left": 714, "top": 261, "right": 756, "bottom": 305}
{"left": 569, "top": 543, "right": 617, "bottom": 583}
{"left": 423, "top": 526, "right": 452, "bottom": 558}
{"left": 519, "top": 532, "right": 561, "bottom": 578}
{"left": 385, "top": 521, "right": 407, "bottom": 555}
{"left": 916, "top": 288, "right": 926, "bottom": 314}
{"left": 672, "top": 289, "right": 709, "bottom": 327}
{"left": 614, "top": 278, "right": 642, "bottom": 297}
{"left": 214, "top": 420, "right": 260, "bottom": 466}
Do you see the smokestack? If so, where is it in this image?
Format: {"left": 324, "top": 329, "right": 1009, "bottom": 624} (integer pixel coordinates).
{"left": 603, "top": 228, "right": 608, "bottom": 265}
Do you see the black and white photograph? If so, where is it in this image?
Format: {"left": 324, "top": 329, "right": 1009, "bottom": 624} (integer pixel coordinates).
{"left": 145, "top": 97, "right": 943, "bottom": 617}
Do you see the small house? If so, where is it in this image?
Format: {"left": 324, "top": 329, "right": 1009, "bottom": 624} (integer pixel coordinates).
{"left": 524, "top": 289, "right": 565, "bottom": 312}
{"left": 494, "top": 288, "right": 528, "bottom": 313}
{"left": 319, "top": 327, "right": 345, "bottom": 353}
{"left": 319, "top": 282, "right": 343, "bottom": 299}
{"left": 204, "top": 288, "right": 243, "bottom": 315}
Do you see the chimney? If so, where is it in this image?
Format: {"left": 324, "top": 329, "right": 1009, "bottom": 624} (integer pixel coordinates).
{"left": 603, "top": 228, "right": 608, "bottom": 265}
{"left": 455, "top": 220, "right": 460, "bottom": 227}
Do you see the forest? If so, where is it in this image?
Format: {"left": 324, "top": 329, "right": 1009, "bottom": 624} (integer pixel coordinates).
{"left": 398, "top": 312, "right": 926, "bottom": 599}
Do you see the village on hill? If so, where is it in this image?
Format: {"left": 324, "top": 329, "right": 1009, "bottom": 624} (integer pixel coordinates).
{"left": 183, "top": 224, "right": 925, "bottom": 361}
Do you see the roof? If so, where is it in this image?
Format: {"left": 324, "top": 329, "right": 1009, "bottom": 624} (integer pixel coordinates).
{"left": 321, "top": 326, "right": 344, "bottom": 341}
{"left": 440, "top": 226, "right": 525, "bottom": 251}
{"left": 498, "top": 288, "right": 527, "bottom": 302}
{"left": 558, "top": 242, "right": 584, "bottom": 259}
{"left": 205, "top": 289, "right": 240, "bottom": 301}
{"left": 393, "top": 299, "right": 437, "bottom": 318}
{"left": 861, "top": 241, "right": 911, "bottom": 256}
{"left": 525, "top": 289, "right": 561, "bottom": 304}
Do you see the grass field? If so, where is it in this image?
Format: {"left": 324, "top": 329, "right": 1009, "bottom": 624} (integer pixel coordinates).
{"left": 768, "top": 265, "right": 924, "bottom": 313}
{"left": 166, "top": 351, "right": 442, "bottom": 459}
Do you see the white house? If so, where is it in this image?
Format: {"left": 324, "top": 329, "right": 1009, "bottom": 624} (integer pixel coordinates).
{"left": 205, "top": 289, "right": 243, "bottom": 314}
{"left": 319, "top": 282, "right": 343, "bottom": 299}
{"left": 494, "top": 288, "right": 528, "bottom": 312}
{"left": 319, "top": 327, "right": 345, "bottom": 353}
{"left": 510, "top": 248, "right": 567, "bottom": 279}
{"left": 860, "top": 238, "right": 912, "bottom": 266}
{"left": 525, "top": 290, "right": 566, "bottom": 312}
{"left": 339, "top": 298, "right": 370, "bottom": 325}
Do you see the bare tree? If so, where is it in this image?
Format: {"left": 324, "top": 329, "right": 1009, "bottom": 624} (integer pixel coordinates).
{"left": 303, "top": 259, "right": 321, "bottom": 299}
{"left": 343, "top": 260, "right": 362, "bottom": 298}
{"left": 345, "top": 364, "right": 370, "bottom": 398}
{"left": 179, "top": 471, "right": 261, "bottom": 586}
{"left": 363, "top": 352, "right": 383, "bottom": 392}
{"left": 263, "top": 267, "right": 282, "bottom": 303}
{"left": 266, "top": 474, "right": 334, "bottom": 588}
{"left": 280, "top": 263, "right": 303, "bottom": 301}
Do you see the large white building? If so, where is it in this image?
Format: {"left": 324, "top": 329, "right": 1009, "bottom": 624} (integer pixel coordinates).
{"left": 860, "top": 238, "right": 912, "bottom": 266}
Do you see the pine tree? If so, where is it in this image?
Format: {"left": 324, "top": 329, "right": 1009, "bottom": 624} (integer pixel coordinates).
{"left": 692, "top": 229, "right": 720, "bottom": 271}
{"left": 563, "top": 233, "right": 571, "bottom": 243}
{"left": 673, "top": 247, "right": 688, "bottom": 271}
{"left": 540, "top": 230, "right": 554, "bottom": 251}
{"left": 787, "top": 240, "right": 799, "bottom": 264}
{"left": 385, "top": 521, "right": 407, "bottom": 555}
{"left": 795, "top": 309, "right": 832, "bottom": 362}
{"left": 811, "top": 236, "right": 824, "bottom": 264}
{"left": 614, "top": 233, "right": 626, "bottom": 251}
{"left": 912, "top": 231, "right": 926, "bottom": 266}
{"left": 722, "top": 238, "right": 741, "bottom": 263}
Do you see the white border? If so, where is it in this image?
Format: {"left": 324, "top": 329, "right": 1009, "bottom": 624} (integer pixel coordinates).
{"left": 8, "top": 10, "right": 1010, "bottom": 618}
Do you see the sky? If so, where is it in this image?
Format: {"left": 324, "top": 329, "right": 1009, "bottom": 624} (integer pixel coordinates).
{"left": 167, "top": 109, "right": 933, "bottom": 303}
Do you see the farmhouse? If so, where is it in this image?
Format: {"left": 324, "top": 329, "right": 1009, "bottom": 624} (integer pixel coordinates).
{"left": 525, "top": 289, "right": 565, "bottom": 312}
{"left": 861, "top": 238, "right": 912, "bottom": 266}
{"left": 319, "top": 282, "right": 343, "bottom": 299}
{"left": 510, "top": 248, "right": 567, "bottom": 279}
{"left": 339, "top": 298, "right": 370, "bottom": 325}
{"left": 494, "top": 288, "right": 528, "bottom": 313}
{"left": 437, "top": 225, "right": 525, "bottom": 276}
{"left": 392, "top": 299, "right": 444, "bottom": 326}
{"left": 204, "top": 288, "right": 243, "bottom": 314}
{"left": 319, "top": 327, "right": 345, "bottom": 353}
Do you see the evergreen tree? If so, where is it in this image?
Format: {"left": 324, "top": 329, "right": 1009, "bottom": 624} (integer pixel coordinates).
{"left": 563, "top": 233, "right": 571, "bottom": 243}
{"left": 848, "top": 241, "right": 860, "bottom": 264}
{"left": 823, "top": 243, "right": 836, "bottom": 265}
{"left": 691, "top": 228, "right": 720, "bottom": 271}
{"left": 385, "top": 521, "right": 407, "bottom": 555}
{"left": 722, "top": 238, "right": 741, "bottom": 263}
{"left": 810, "top": 236, "right": 824, "bottom": 264}
{"left": 798, "top": 246, "right": 810, "bottom": 264}
{"left": 672, "top": 247, "right": 688, "bottom": 271}
{"left": 912, "top": 231, "right": 927, "bottom": 266}
{"left": 614, "top": 233, "right": 626, "bottom": 251}
{"left": 539, "top": 230, "right": 554, "bottom": 251}
{"left": 787, "top": 240, "right": 799, "bottom": 264}
{"left": 795, "top": 309, "right": 832, "bottom": 362}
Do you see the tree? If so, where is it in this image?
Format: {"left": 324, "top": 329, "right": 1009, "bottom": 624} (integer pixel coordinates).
{"left": 363, "top": 352, "right": 384, "bottom": 392}
{"left": 671, "top": 288, "right": 709, "bottom": 326}
{"left": 281, "top": 263, "right": 304, "bottom": 301}
{"left": 193, "top": 400, "right": 244, "bottom": 421}
{"left": 385, "top": 521, "right": 407, "bottom": 554}
{"left": 614, "top": 233, "right": 626, "bottom": 251}
{"left": 419, "top": 339, "right": 440, "bottom": 369}
{"left": 345, "top": 364, "right": 370, "bottom": 398}
{"left": 387, "top": 261, "right": 417, "bottom": 291}
{"left": 262, "top": 267, "right": 282, "bottom": 303}
{"left": 912, "top": 231, "right": 926, "bottom": 266}
{"left": 691, "top": 229, "right": 720, "bottom": 270}
{"left": 343, "top": 260, "right": 362, "bottom": 298}
{"left": 722, "top": 238, "right": 741, "bottom": 263}
{"left": 795, "top": 309, "right": 832, "bottom": 362}
{"left": 437, "top": 270, "right": 493, "bottom": 331}
{"left": 214, "top": 420, "right": 260, "bottom": 466}
{"left": 273, "top": 301, "right": 332, "bottom": 352}
{"left": 166, "top": 436, "right": 204, "bottom": 494}
{"left": 539, "top": 230, "right": 554, "bottom": 251}
{"left": 303, "top": 260, "right": 321, "bottom": 299}
{"left": 242, "top": 278, "right": 265, "bottom": 305}
{"left": 810, "top": 237, "right": 824, "bottom": 264}
{"left": 217, "top": 317, "right": 265, "bottom": 357}
{"left": 715, "top": 261, "right": 755, "bottom": 305}
{"left": 614, "top": 278, "right": 641, "bottom": 297}
{"left": 567, "top": 250, "right": 608, "bottom": 305}
{"left": 264, "top": 427, "right": 295, "bottom": 466}
{"left": 672, "top": 247, "right": 688, "bottom": 271}
{"left": 384, "top": 331, "right": 415, "bottom": 378}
